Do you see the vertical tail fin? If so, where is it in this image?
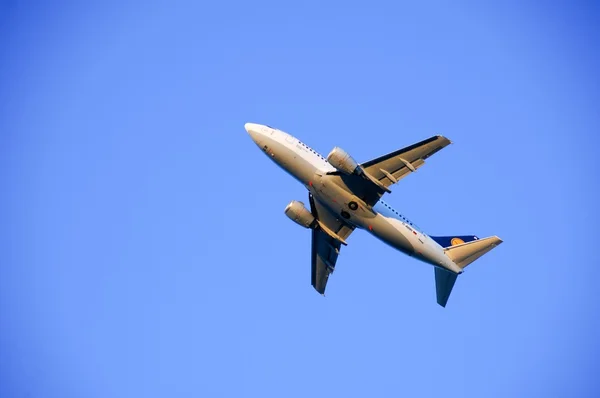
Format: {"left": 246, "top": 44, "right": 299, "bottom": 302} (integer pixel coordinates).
{"left": 434, "top": 267, "right": 458, "bottom": 307}
{"left": 433, "top": 235, "right": 503, "bottom": 307}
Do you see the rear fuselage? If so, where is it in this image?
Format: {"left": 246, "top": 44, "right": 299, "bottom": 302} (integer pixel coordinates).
{"left": 245, "top": 123, "right": 461, "bottom": 274}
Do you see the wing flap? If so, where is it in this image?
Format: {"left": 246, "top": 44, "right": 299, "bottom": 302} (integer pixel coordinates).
{"left": 379, "top": 158, "right": 426, "bottom": 187}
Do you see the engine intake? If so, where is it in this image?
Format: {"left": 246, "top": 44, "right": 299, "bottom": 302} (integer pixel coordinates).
{"left": 284, "top": 200, "right": 315, "bottom": 229}
{"left": 327, "top": 147, "right": 360, "bottom": 175}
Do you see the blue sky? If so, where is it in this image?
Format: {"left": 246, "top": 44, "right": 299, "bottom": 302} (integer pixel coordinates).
{"left": 1, "top": 1, "right": 599, "bottom": 397}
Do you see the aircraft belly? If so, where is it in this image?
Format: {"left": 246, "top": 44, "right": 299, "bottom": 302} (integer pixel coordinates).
{"left": 262, "top": 138, "right": 318, "bottom": 184}
{"left": 311, "top": 175, "right": 375, "bottom": 224}
{"left": 288, "top": 157, "right": 319, "bottom": 184}
{"left": 367, "top": 215, "right": 416, "bottom": 255}
{"left": 310, "top": 175, "right": 414, "bottom": 255}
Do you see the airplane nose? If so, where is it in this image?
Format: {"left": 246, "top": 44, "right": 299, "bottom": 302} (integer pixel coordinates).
{"left": 244, "top": 122, "right": 262, "bottom": 144}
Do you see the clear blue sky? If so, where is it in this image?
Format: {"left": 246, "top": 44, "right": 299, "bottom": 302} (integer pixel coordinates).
{"left": 1, "top": 1, "right": 599, "bottom": 397}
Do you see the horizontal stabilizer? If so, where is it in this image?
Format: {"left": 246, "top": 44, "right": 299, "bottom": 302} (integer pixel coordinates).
{"left": 444, "top": 235, "right": 503, "bottom": 269}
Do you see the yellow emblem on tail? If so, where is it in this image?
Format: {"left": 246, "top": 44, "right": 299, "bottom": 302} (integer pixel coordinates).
{"left": 451, "top": 237, "right": 465, "bottom": 246}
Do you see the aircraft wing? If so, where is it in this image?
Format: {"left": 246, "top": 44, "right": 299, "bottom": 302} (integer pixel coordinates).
{"left": 309, "top": 193, "right": 355, "bottom": 294}
{"left": 327, "top": 135, "right": 452, "bottom": 206}
{"left": 360, "top": 135, "right": 452, "bottom": 190}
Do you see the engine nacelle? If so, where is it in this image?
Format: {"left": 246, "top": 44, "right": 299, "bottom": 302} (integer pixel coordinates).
{"left": 327, "top": 147, "right": 360, "bottom": 175}
{"left": 284, "top": 200, "right": 315, "bottom": 229}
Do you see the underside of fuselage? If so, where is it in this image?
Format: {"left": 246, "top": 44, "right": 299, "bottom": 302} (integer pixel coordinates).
{"left": 309, "top": 175, "right": 418, "bottom": 257}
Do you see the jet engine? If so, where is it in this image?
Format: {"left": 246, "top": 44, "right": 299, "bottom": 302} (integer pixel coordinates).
{"left": 284, "top": 200, "right": 315, "bottom": 229}
{"left": 327, "top": 146, "right": 392, "bottom": 194}
{"left": 326, "top": 147, "right": 360, "bottom": 175}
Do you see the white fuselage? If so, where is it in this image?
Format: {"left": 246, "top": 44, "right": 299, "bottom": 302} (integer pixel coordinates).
{"left": 245, "top": 123, "right": 461, "bottom": 274}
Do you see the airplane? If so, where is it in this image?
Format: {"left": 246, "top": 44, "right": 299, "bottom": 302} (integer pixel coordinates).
{"left": 244, "top": 122, "right": 502, "bottom": 307}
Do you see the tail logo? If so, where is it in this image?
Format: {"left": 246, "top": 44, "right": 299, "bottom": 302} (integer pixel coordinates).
{"left": 451, "top": 237, "right": 465, "bottom": 246}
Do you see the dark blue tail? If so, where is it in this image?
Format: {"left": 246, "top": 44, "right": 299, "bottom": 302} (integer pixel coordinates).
{"left": 429, "top": 235, "right": 479, "bottom": 248}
